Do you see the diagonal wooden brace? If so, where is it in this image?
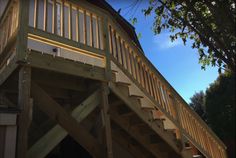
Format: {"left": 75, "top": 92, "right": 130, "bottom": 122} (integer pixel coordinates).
{"left": 30, "top": 82, "right": 103, "bottom": 158}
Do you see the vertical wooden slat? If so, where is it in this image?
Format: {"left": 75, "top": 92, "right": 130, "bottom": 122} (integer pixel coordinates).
{"left": 197, "top": 124, "right": 204, "bottom": 150}
{"left": 118, "top": 36, "right": 124, "bottom": 66}
{"left": 76, "top": 7, "right": 80, "bottom": 42}
{"left": 148, "top": 72, "right": 155, "bottom": 98}
{"left": 44, "top": 0, "right": 47, "bottom": 31}
{"left": 121, "top": 40, "right": 127, "bottom": 69}
{"left": 61, "top": 1, "right": 65, "bottom": 37}
{"left": 123, "top": 41, "right": 130, "bottom": 72}
{"left": 183, "top": 109, "right": 190, "bottom": 136}
{"left": 134, "top": 55, "right": 140, "bottom": 84}
{"left": 90, "top": 13, "right": 94, "bottom": 47}
{"left": 130, "top": 51, "right": 136, "bottom": 79}
{"left": 164, "top": 89, "right": 171, "bottom": 115}
{"left": 116, "top": 35, "right": 121, "bottom": 64}
{"left": 142, "top": 65, "right": 149, "bottom": 93}
{"left": 138, "top": 61, "right": 144, "bottom": 88}
{"left": 84, "top": 10, "right": 87, "bottom": 45}
{"left": 206, "top": 133, "right": 215, "bottom": 158}
{"left": 97, "top": 16, "right": 101, "bottom": 49}
{"left": 193, "top": 119, "right": 200, "bottom": 146}
{"left": 114, "top": 30, "right": 118, "bottom": 60}
{"left": 150, "top": 75, "right": 157, "bottom": 101}
{"left": 108, "top": 25, "right": 113, "bottom": 55}
{"left": 159, "top": 84, "right": 165, "bottom": 110}
{"left": 34, "top": 0, "right": 38, "bottom": 28}
{"left": 153, "top": 77, "right": 160, "bottom": 105}
{"left": 127, "top": 47, "right": 133, "bottom": 75}
{"left": 69, "top": 4, "right": 72, "bottom": 39}
{"left": 53, "top": 0, "right": 56, "bottom": 34}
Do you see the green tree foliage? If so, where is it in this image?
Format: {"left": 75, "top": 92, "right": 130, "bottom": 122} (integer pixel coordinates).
{"left": 189, "top": 91, "right": 206, "bottom": 122}
{"left": 205, "top": 73, "right": 235, "bottom": 158}
{"left": 142, "top": 0, "right": 236, "bottom": 73}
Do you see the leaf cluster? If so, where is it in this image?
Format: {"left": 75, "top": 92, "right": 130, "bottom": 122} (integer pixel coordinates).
{"left": 143, "top": 0, "right": 236, "bottom": 73}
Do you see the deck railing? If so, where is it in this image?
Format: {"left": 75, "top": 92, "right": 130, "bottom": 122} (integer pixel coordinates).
{"left": 27, "top": 0, "right": 106, "bottom": 68}
{"left": 28, "top": 0, "right": 104, "bottom": 51}
{"left": 108, "top": 21, "right": 227, "bottom": 158}
{"left": 0, "top": 0, "right": 227, "bottom": 158}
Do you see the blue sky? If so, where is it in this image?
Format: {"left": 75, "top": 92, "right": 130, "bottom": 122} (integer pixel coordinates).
{"left": 106, "top": 0, "right": 218, "bottom": 103}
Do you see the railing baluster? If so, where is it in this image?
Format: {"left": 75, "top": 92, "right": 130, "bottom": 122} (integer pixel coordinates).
{"left": 35, "top": 0, "right": 38, "bottom": 29}
{"left": 108, "top": 25, "right": 113, "bottom": 55}
{"left": 151, "top": 75, "right": 157, "bottom": 101}
{"left": 143, "top": 66, "right": 149, "bottom": 93}
{"left": 134, "top": 55, "right": 140, "bottom": 83}
{"left": 84, "top": 10, "right": 87, "bottom": 45}
{"left": 90, "top": 12, "right": 94, "bottom": 47}
{"left": 53, "top": 0, "right": 56, "bottom": 34}
{"left": 121, "top": 40, "right": 127, "bottom": 69}
{"left": 148, "top": 71, "right": 154, "bottom": 97}
{"left": 118, "top": 36, "right": 124, "bottom": 66}
{"left": 44, "top": 0, "right": 47, "bottom": 31}
{"left": 117, "top": 35, "right": 122, "bottom": 64}
{"left": 69, "top": 4, "right": 72, "bottom": 39}
{"left": 96, "top": 16, "right": 100, "bottom": 49}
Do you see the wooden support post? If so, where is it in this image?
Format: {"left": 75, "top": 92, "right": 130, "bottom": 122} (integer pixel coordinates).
{"left": 16, "top": 0, "right": 30, "bottom": 61}
{"left": 16, "top": 66, "right": 31, "bottom": 158}
{"left": 100, "top": 82, "right": 113, "bottom": 158}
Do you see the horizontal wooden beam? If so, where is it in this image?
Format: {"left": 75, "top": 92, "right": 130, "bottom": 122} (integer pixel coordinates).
{"left": 27, "top": 51, "right": 106, "bottom": 81}
{"left": 28, "top": 27, "right": 105, "bottom": 56}
{"left": 31, "top": 69, "right": 87, "bottom": 91}
{"left": 31, "top": 82, "right": 103, "bottom": 158}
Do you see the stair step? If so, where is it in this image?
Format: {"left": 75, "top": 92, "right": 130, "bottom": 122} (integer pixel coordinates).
{"left": 115, "top": 84, "right": 130, "bottom": 97}
{"left": 129, "top": 96, "right": 141, "bottom": 106}
{"left": 165, "top": 130, "right": 177, "bottom": 141}
{"left": 152, "top": 109, "right": 166, "bottom": 120}
{"left": 112, "top": 69, "right": 118, "bottom": 73}
{"left": 111, "top": 73, "right": 117, "bottom": 82}
{"left": 116, "top": 81, "right": 131, "bottom": 86}
{"left": 130, "top": 94, "right": 143, "bottom": 99}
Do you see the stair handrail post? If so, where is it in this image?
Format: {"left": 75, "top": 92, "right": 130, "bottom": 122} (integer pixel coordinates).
{"left": 102, "top": 16, "right": 112, "bottom": 81}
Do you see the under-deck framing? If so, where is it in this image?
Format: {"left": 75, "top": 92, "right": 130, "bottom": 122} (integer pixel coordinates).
{"left": 0, "top": 0, "right": 227, "bottom": 158}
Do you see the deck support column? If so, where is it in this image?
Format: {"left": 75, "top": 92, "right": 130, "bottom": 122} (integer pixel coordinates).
{"left": 100, "top": 82, "right": 114, "bottom": 158}
{"left": 16, "top": 66, "right": 32, "bottom": 158}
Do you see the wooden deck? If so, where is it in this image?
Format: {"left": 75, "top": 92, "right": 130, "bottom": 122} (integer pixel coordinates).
{"left": 0, "top": 0, "right": 227, "bottom": 158}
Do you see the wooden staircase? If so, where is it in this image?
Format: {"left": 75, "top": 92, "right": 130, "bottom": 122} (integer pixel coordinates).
{"left": 109, "top": 71, "right": 193, "bottom": 157}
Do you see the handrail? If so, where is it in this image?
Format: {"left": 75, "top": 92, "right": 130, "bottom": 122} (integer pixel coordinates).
{"left": 107, "top": 21, "right": 227, "bottom": 158}
{"left": 1, "top": 0, "right": 227, "bottom": 157}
